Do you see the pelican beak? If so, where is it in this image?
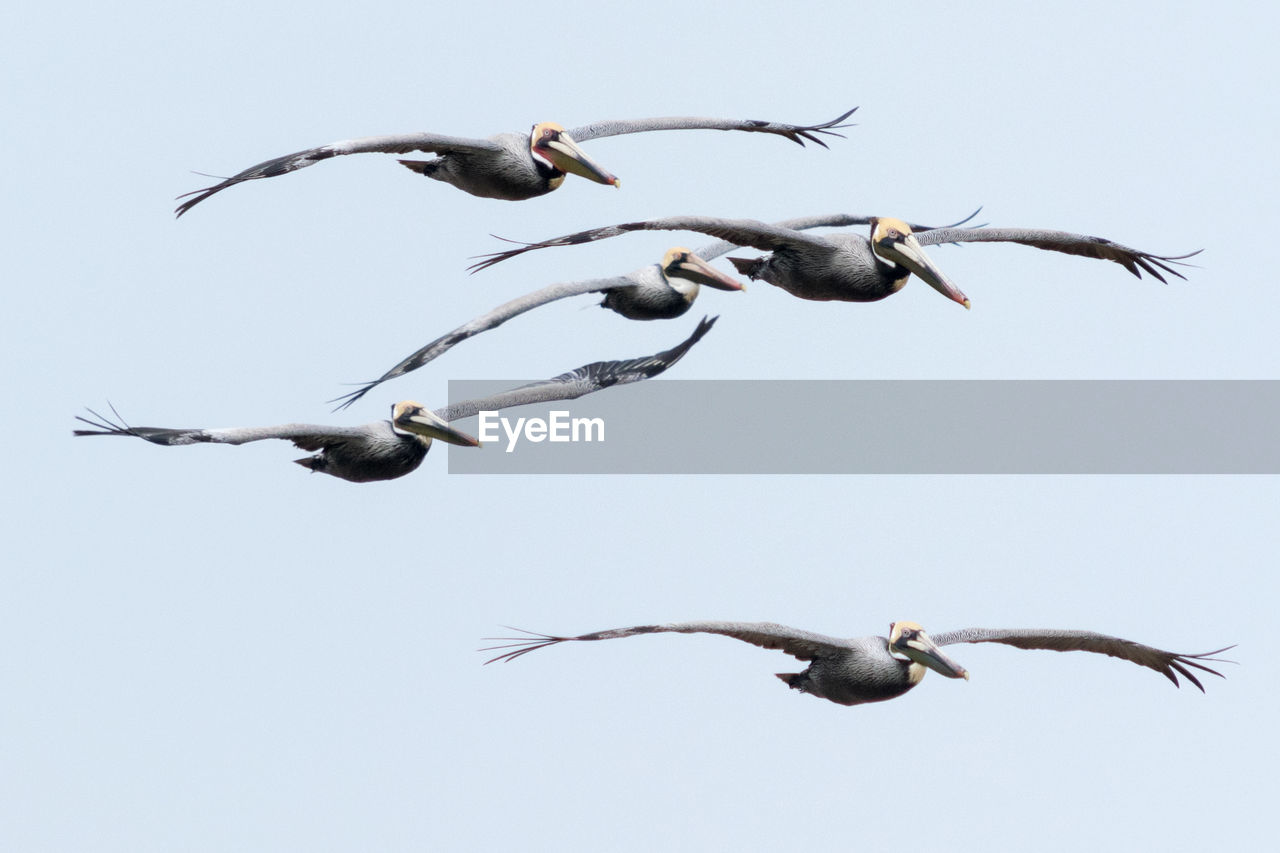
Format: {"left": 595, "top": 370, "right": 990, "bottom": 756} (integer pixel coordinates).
{"left": 541, "top": 131, "right": 621, "bottom": 188}
{"left": 899, "top": 631, "right": 970, "bottom": 680}
{"left": 396, "top": 406, "right": 481, "bottom": 447}
{"left": 879, "top": 233, "right": 971, "bottom": 310}
{"left": 671, "top": 254, "right": 746, "bottom": 292}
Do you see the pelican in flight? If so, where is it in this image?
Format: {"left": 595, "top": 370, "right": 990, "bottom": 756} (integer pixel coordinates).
{"left": 483, "top": 619, "right": 1232, "bottom": 707}
{"left": 471, "top": 213, "right": 1200, "bottom": 309}
{"left": 332, "top": 248, "right": 741, "bottom": 410}
{"left": 73, "top": 317, "right": 716, "bottom": 482}
{"left": 331, "top": 210, "right": 981, "bottom": 411}
{"left": 173, "top": 109, "right": 856, "bottom": 217}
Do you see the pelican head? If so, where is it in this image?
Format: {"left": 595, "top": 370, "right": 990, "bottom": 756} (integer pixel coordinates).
{"left": 888, "top": 620, "right": 970, "bottom": 680}
{"left": 870, "top": 218, "right": 971, "bottom": 309}
{"left": 391, "top": 401, "right": 481, "bottom": 447}
{"left": 661, "top": 248, "right": 746, "bottom": 295}
{"left": 529, "top": 122, "right": 621, "bottom": 188}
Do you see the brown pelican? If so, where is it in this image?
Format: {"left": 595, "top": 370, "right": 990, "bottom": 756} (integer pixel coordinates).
{"left": 471, "top": 213, "right": 1200, "bottom": 309}
{"left": 330, "top": 247, "right": 743, "bottom": 411}
{"left": 73, "top": 316, "right": 716, "bottom": 482}
{"left": 331, "top": 210, "right": 982, "bottom": 411}
{"left": 483, "top": 620, "right": 1232, "bottom": 707}
{"left": 173, "top": 109, "right": 856, "bottom": 216}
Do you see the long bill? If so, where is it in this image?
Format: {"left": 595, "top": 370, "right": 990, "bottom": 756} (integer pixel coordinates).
{"left": 543, "top": 132, "right": 621, "bottom": 187}
{"left": 395, "top": 405, "right": 481, "bottom": 447}
{"left": 672, "top": 253, "right": 746, "bottom": 291}
{"left": 898, "top": 630, "right": 970, "bottom": 680}
{"left": 880, "top": 233, "right": 972, "bottom": 309}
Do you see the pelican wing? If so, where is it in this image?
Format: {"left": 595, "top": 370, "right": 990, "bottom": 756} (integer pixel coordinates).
{"left": 916, "top": 227, "right": 1201, "bottom": 283}
{"left": 765, "top": 209, "right": 985, "bottom": 234}
{"left": 482, "top": 620, "right": 853, "bottom": 664}
{"left": 330, "top": 276, "right": 636, "bottom": 411}
{"left": 73, "top": 406, "right": 370, "bottom": 451}
{"left": 75, "top": 317, "right": 714, "bottom": 458}
{"left": 691, "top": 208, "right": 985, "bottom": 261}
{"left": 931, "top": 627, "right": 1233, "bottom": 691}
{"left": 434, "top": 315, "right": 716, "bottom": 422}
{"left": 567, "top": 107, "right": 856, "bottom": 147}
{"left": 689, "top": 215, "right": 864, "bottom": 262}
{"left": 175, "top": 132, "right": 505, "bottom": 217}
{"left": 471, "top": 216, "right": 834, "bottom": 273}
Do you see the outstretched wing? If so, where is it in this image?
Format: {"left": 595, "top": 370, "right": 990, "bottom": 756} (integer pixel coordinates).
{"left": 482, "top": 620, "right": 854, "bottom": 664}
{"left": 567, "top": 107, "right": 857, "bottom": 147}
{"left": 330, "top": 276, "right": 632, "bottom": 411}
{"left": 72, "top": 405, "right": 370, "bottom": 451}
{"left": 915, "top": 227, "right": 1201, "bottom": 283}
{"left": 175, "top": 131, "right": 505, "bottom": 216}
{"left": 471, "top": 216, "right": 835, "bottom": 273}
{"left": 691, "top": 208, "right": 986, "bottom": 261}
{"left": 931, "top": 627, "right": 1234, "bottom": 691}
{"left": 433, "top": 315, "right": 717, "bottom": 422}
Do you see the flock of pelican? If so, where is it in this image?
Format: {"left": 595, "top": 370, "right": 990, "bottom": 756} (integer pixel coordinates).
{"left": 76, "top": 105, "right": 1229, "bottom": 712}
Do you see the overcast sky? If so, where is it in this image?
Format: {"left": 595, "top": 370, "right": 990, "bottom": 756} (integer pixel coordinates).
{"left": 4, "top": 1, "right": 1275, "bottom": 850}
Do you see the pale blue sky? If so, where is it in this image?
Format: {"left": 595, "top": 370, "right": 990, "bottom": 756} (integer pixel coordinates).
{"left": 4, "top": 2, "right": 1275, "bottom": 850}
